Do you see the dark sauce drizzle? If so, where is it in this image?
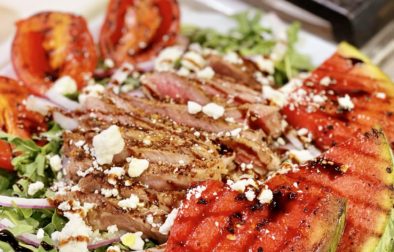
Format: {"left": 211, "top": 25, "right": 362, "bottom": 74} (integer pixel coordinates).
{"left": 0, "top": 230, "right": 32, "bottom": 252}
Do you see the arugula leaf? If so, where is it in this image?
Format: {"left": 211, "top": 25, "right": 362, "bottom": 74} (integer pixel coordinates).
{"left": 0, "top": 123, "right": 63, "bottom": 198}
{"left": 182, "top": 11, "right": 313, "bottom": 86}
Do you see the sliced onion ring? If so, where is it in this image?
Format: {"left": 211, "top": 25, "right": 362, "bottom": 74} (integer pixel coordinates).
{"left": 0, "top": 195, "right": 53, "bottom": 209}
{"left": 45, "top": 88, "right": 80, "bottom": 111}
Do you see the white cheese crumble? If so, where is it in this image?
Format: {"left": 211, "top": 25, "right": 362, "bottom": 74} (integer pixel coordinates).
{"left": 159, "top": 208, "right": 179, "bottom": 235}
{"left": 51, "top": 76, "right": 77, "bottom": 95}
{"left": 186, "top": 185, "right": 207, "bottom": 200}
{"left": 230, "top": 128, "right": 242, "bottom": 137}
{"left": 107, "top": 225, "right": 118, "bottom": 234}
{"left": 54, "top": 212, "right": 92, "bottom": 252}
{"left": 92, "top": 125, "right": 125, "bottom": 165}
{"left": 104, "top": 58, "right": 115, "bottom": 68}
{"left": 49, "top": 155, "right": 62, "bottom": 172}
{"left": 227, "top": 178, "right": 257, "bottom": 192}
{"left": 154, "top": 46, "right": 184, "bottom": 72}
{"left": 36, "top": 228, "right": 44, "bottom": 240}
{"left": 187, "top": 101, "right": 202, "bottom": 114}
{"left": 146, "top": 214, "right": 161, "bottom": 228}
{"left": 245, "top": 189, "right": 256, "bottom": 201}
{"left": 262, "top": 86, "right": 286, "bottom": 107}
{"left": 297, "top": 128, "right": 309, "bottom": 136}
{"left": 58, "top": 201, "right": 71, "bottom": 211}
{"left": 376, "top": 92, "right": 386, "bottom": 99}
{"left": 120, "top": 232, "right": 145, "bottom": 250}
{"left": 196, "top": 66, "right": 215, "bottom": 80}
{"left": 78, "top": 84, "right": 105, "bottom": 104}
{"left": 105, "top": 167, "right": 125, "bottom": 178}
{"left": 101, "top": 188, "right": 119, "bottom": 198}
{"left": 202, "top": 103, "right": 225, "bottom": 119}
{"left": 251, "top": 55, "right": 274, "bottom": 74}
{"left": 27, "top": 181, "right": 44, "bottom": 196}
{"left": 181, "top": 51, "right": 206, "bottom": 71}
{"left": 118, "top": 194, "right": 142, "bottom": 210}
{"left": 223, "top": 52, "right": 243, "bottom": 64}
{"left": 319, "top": 76, "right": 332, "bottom": 86}
{"left": 337, "top": 94, "right": 354, "bottom": 111}
{"left": 127, "top": 158, "right": 149, "bottom": 177}
{"left": 258, "top": 188, "right": 273, "bottom": 204}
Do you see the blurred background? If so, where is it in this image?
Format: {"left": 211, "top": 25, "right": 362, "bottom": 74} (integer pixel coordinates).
{"left": 0, "top": 0, "right": 392, "bottom": 78}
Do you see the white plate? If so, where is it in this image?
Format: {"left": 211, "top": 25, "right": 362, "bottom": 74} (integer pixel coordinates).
{"left": 0, "top": 0, "right": 336, "bottom": 76}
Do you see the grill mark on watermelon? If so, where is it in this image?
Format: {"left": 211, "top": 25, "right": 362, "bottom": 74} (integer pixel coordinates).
{"left": 284, "top": 172, "right": 389, "bottom": 242}
{"left": 247, "top": 191, "right": 323, "bottom": 251}
{"left": 168, "top": 181, "right": 228, "bottom": 250}
{"left": 288, "top": 170, "right": 391, "bottom": 211}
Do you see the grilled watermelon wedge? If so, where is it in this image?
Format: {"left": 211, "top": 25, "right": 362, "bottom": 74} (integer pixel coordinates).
{"left": 288, "top": 129, "right": 394, "bottom": 251}
{"left": 166, "top": 129, "right": 394, "bottom": 252}
{"left": 282, "top": 42, "right": 394, "bottom": 151}
{"left": 166, "top": 180, "right": 346, "bottom": 252}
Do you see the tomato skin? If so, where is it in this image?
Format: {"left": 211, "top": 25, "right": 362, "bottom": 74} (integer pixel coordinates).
{"left": 99, "top": 0, "right": 180, "bottom": 66}
{"left": 0, "top": 140, "right": 13, "bottom": 171}
{"left": 12, "top": 12, "right": 97, "bottom": 96}
{"left": 0, "top": 77, "right": 47, "bottom": 171}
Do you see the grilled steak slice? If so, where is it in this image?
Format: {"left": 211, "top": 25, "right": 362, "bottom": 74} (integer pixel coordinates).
{"left": 54, "top": 175, "right": 184, "bottom": 243}
{"left": 141, "top": 72, "right": 282, "bottom": 137}
{"left": 206, "top": 54, "right": 262, "bottom": 91}
{"left": 105, "top": 93, "right": 279, "bottom": 172}
{"left": 141, "top": 71, "right": 263, "bottom": 105}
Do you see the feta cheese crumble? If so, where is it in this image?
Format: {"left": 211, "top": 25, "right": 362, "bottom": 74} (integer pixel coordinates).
{"left": 196, "top": 66, "right": 215, "bottom": 80}
{"left": 251, "top": 55, "right": 274, "bottom": 74}
{"left": 181, "top": 51, "right": 206, "bottom": 71}
{"left": 186, "top": 185, "right": 207, "bottom": 200}
{"left": 54, "top": 213, "right": 92, "bottom": 252}
{"left": 319, "top": 76, "right": 332, "bottom": 86}
{"left": 202, "top": 103, "right": 225, "bottom": 119}
{"left": 49, "top": 155, "right": 62, "bottom": 172}
{"left": 121, "top": 232, "right": 145, "bottom": 250}
{"left": 127, "top": 158, "right": 149, "bottom": 177}
{"left": 154, "top": 46, "right": 184, "bottom": 72}
{"left": 187, "top": 101, "right": 202, "bottom": 114}
{"left": 92, "top": 125, "right": 125, "bottom": 165}
{"left": 107, "top": 225, "right": 118, "bottom": 234}
{"left": 118, "top": 194, "right": 142, "bottom": 210}
{"left": 258, "top": 188, "right": 273, "bottom": 204}
{"left": 223, "top": 52, "right": 243, "bottom": 64}
{"left": 337, "top": 94, "right": 354, "bottom": 111}
{"left": 51, "top": 76, "right": 77, "bottom": 95}
{"left": 36, "top": 228, "right": 44, "bottom": 240}
{"left": 159, "top": 208, "right": 179, "bottom": 235}
{"left": 28, "top": 181, "right": 44, "bottom": 196}
{"left": 227, "top": 178, "right": 257, "bottom": 192}
{"left": 245, "top": 189, "right": 256, "bottom": 201}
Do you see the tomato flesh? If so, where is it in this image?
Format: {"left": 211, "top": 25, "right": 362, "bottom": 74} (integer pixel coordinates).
{"left": 99, "top": 0, "right": 180, "bottom": 66}
{"left": 12, "top": 12, "right": 97, "bottom": 96}
{"left": 0, "top": 77, "right": 47, "bottom": 170}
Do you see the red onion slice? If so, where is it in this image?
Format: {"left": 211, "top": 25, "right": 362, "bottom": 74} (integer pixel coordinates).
{"left": 0, "top": 195, "right": 53, "bottom": 209}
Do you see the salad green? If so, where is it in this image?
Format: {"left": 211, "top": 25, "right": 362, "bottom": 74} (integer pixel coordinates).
{"left": 182, "top": 11, "right": 313, "bottom": 85}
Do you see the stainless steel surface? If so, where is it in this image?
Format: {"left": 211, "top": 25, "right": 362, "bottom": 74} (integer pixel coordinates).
{"left": 363, "top": 20, "right": 394, "bottom": 80}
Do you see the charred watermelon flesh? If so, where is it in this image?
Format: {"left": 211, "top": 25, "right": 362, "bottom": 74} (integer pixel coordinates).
{"left": 282, "top": 42, "right": 394, "bottom": 151}
{"left": 166, "top": 129, "right": 394, "bottom": 252}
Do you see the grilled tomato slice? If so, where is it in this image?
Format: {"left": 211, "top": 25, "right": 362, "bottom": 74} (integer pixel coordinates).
{"left": 0, "top": 77, "right": 47, "bottom": 170}
{"left": 99, "top": 0, "right": 180, "bottom": 66}
{"left": 12, "top": 12, "right": 97, "bottom": 96}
